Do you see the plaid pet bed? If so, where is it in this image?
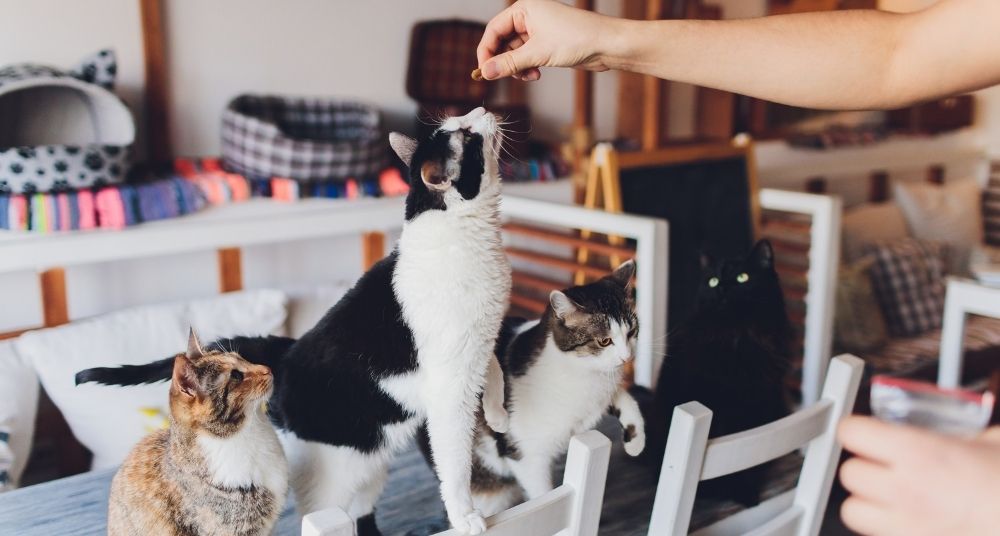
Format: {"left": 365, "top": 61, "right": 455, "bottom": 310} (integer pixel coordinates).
{"left": 221, "top": 95, "right": 386, "bottom": 181}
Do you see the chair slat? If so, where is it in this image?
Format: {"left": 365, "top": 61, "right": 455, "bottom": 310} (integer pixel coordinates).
{"left": 510, "top": 294, "right": 548, "bottom": 315}
{"left": 512, "top": 271, "right": 569, "bottom": 295}
{"left": 435, "top": 488, "right": 574, "bottom": 536}
{"left": 506, "top": 247, "right": 610, "bottom": 279}
{"left": 503, "top": 222, "right": 636, "bottom": 258}
{"left": 701, "top": 401, "right": 832, "bottom": 481}
{"left": 691, "top": 490, "right": 795, "bottom": 536}
{"left": 741, "top": 506, "right": 804, "bottom": 536}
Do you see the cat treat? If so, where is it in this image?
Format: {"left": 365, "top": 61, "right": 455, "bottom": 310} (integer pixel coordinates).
{"left": 471, "top": 68, "right": 484, "bottom": 81}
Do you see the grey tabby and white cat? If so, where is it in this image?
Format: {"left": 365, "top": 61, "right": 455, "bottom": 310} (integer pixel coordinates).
{"left": 421, "top": 260, "right": 646, "bottom": 515}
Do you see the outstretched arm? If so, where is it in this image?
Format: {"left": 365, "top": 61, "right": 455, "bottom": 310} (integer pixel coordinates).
{"left": 478, "top": 0, "right": 1000, "bottom": 110}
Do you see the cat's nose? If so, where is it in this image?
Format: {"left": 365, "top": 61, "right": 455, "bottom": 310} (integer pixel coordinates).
{"left": 249, "top": 365, "right": 271, "bottom": 376}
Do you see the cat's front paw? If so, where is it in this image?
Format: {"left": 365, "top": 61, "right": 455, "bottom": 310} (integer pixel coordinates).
{"left": 485, "top": 407, "right": 509, "bottom": 434}
{"left": 624, "top": 424, "right": 646, "bottom": 457}
{"left": 450, "top": 510, "right": 487, "bottom": 535}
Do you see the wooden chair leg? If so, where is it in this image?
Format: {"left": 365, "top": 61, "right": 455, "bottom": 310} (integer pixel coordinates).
{"left": 217, "top": 247, "right": 243, "bottom": 293}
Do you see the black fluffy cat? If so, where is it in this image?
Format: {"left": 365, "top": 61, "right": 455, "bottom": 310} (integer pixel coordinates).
{"left": 643, "top": 239, "right": 792, "bottom": 506}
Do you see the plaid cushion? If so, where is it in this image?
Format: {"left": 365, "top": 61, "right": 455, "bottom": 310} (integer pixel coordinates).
{"left": 221, "top": 95, "right": 386, "bottom": 181}
{"left": 867, "top": 239, "right": 947, "bottom": 337}
{"left": 984, "top": 163, "right": 1000, "bottom": 246}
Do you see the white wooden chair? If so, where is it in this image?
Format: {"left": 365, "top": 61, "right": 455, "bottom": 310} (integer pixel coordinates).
{"left": 648, "top": 354, "right": 864, "bottom": 536}
{"left": 937, "top": 278, "right": 1000, "bottom": 389}
{"left": 301, "top": 430, "right": 612, "bottom": 536}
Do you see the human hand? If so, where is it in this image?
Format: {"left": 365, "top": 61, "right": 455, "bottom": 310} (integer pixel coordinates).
{"left": 476, "top": 0, "right": 624, "bottom": 81}
{"left": 838, "top": 416, "right": 1000, "bottom": 536}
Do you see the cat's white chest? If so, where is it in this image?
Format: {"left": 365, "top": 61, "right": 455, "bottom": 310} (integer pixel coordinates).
{"left": 393, "top": 207, "right": 511, "bottom": 365}
{"left": 197, "top": 411, "right": 288, "bottom": 497}
{"left": 510, "top": 344, "right": 619, "bottom": 451}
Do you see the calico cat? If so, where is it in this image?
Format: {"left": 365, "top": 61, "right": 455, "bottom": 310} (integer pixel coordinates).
{"left": 644, "top": 239, "right": 792, "bottom": 506}
{"left": 419, "top": 261, "right": 646, "bottom": 516}
{"left": 79, "top": 108, "right": 511, "bottom": 535}
{"left": 107, "top": 330, "right": 287, "bottom": 536}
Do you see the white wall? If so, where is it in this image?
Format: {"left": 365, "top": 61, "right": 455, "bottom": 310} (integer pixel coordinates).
{"left": 1, "top": 0, "right": 998, "bottom": 332}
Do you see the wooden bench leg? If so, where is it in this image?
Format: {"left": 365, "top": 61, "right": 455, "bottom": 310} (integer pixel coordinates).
{"left": 40, "top": 268, "right": 69, "bottom": 327}
{"left": 362, "top": 232, "right": 386, "bottom": 271}
{"left": 217, "top": 247, "right": 243, "bottom": 293}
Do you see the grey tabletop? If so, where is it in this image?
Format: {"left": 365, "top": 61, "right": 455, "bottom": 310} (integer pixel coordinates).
{"left": 0, "top": 419, "right": 777, "bottom": 535}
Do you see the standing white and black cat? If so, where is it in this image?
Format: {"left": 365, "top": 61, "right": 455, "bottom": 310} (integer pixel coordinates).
{"left": 419, "top": 261, "right": 646, "bottom": 516}
{"left": 78, "top": 108, "right": 512, "bottom": 535}
{"left": 642, "top": 239, "right": 792, "bottom": 506}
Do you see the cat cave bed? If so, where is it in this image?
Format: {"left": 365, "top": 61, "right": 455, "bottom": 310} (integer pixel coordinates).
{"left": 0, "top": 51, "right": 134, "bottom": 194}
{"left": 221, "top": 94, "right": 386, "bottom": 182}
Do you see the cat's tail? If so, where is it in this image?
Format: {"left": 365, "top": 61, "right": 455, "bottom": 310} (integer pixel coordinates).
{"left": 74, "top": 335, "right": 296, "bottom": 386}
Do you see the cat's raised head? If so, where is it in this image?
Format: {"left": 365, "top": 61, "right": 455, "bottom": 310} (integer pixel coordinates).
{"left": 696, "top": 239, "right": 783, "bottom": 316}
{"left": 548, "top": 260, "right": 638, "bottom": 370}
{"left": 388, "top": 107, "right": 502, "bottom": 220}
{"left": 169, "top": 329, "right": 273, "bottom": 438}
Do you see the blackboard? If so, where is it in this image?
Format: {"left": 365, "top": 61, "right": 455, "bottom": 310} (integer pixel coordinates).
{"left": 619, "top": 155, "right": 756, "bottom": 329}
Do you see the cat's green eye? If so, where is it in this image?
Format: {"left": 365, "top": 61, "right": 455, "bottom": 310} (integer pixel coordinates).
{"left": 736, "top": 272, "right": 750, "bottom": 283}
{"left": 708, "top": 277, "right": 720, "bottom": 288}
{"left": 597, "top": 337, "right": 613, "bottom": 347}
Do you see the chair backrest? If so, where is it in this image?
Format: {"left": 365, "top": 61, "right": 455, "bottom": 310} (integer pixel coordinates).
{"left": 302, "top": 430, "right": 612, "bottom": 536}
{"left": 937, "top": 278, "right": 1000, "bottom": 388}
{"left": 648, "top": 354, "right": 864, "bottom": 536}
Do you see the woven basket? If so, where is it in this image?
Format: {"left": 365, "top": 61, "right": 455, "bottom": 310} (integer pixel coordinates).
{"left": 221, "top": 94, "right": 386, "bottom": 181}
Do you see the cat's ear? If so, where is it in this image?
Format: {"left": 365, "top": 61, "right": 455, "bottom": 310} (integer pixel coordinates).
{"left": 187, "top": 327, "right": 205, "bottom": 360}
{"left": 749, "top": 239, "right": 774, "bottom": 269}
{"left": 389, "top": 132, "right": 418, "bottom": 168}
{"left": 608, "top": 260, "right": 636, "bottom": 289}
{"left": 171, "top": 355, "right": 200, "bottom": 398}
{"left": 550, "top": 291, "right": 581, "bottom": 321}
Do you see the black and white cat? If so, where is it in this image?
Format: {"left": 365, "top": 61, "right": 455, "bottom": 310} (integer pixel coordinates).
{"left": 77, "top": 108, "right": 512, "bottom": 535}
{"left": 419, "top": 261, "right": 646, "bottom": 516}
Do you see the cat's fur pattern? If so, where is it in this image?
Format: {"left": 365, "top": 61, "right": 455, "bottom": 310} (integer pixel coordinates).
{"left": 646, "top": 240, "right": 792, "bottom": 506}
{"left": 81, "top": 109, "right": 511, "bottom": 534}
{"left": 420, "top": 262, "right": 645, "bottom": 516}
{"left": 107, "top": 330, "right": 287, "bottom": 536}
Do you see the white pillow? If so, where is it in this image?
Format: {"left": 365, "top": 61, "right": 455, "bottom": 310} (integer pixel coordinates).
{"left": 15, "top": 289, "right": 287, "bottom": 470}
{"left": 0, "top": 341, "right": 39, "bottom": 490}
{"left": 841, "top": 202, "right": 911, "bottom": 263}
{"left": 285, "top": 284, "right": 351, "bottom": 338}
{"left": 894, "top": 179, "right": 983, "bottom": 275}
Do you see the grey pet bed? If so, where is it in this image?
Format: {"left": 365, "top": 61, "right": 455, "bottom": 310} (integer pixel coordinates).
{"left": 221, "top": 94, "right": 386, "bottom": 181}
{"left": 0, "top": 50, "right": 134, "bottom": 194}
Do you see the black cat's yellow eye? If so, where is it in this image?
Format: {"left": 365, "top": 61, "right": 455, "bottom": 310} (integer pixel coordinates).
{"left": 708, "top": 277, "right": 720, "bottom": 288}
{"left": 597, "top": 337, "right": 613, "bottom": 347}
{"left": 230, "top": 370, "right": 244, "bottom": 384}
{"left": 736, "top": 272, "right": 750, "bottom": 283}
